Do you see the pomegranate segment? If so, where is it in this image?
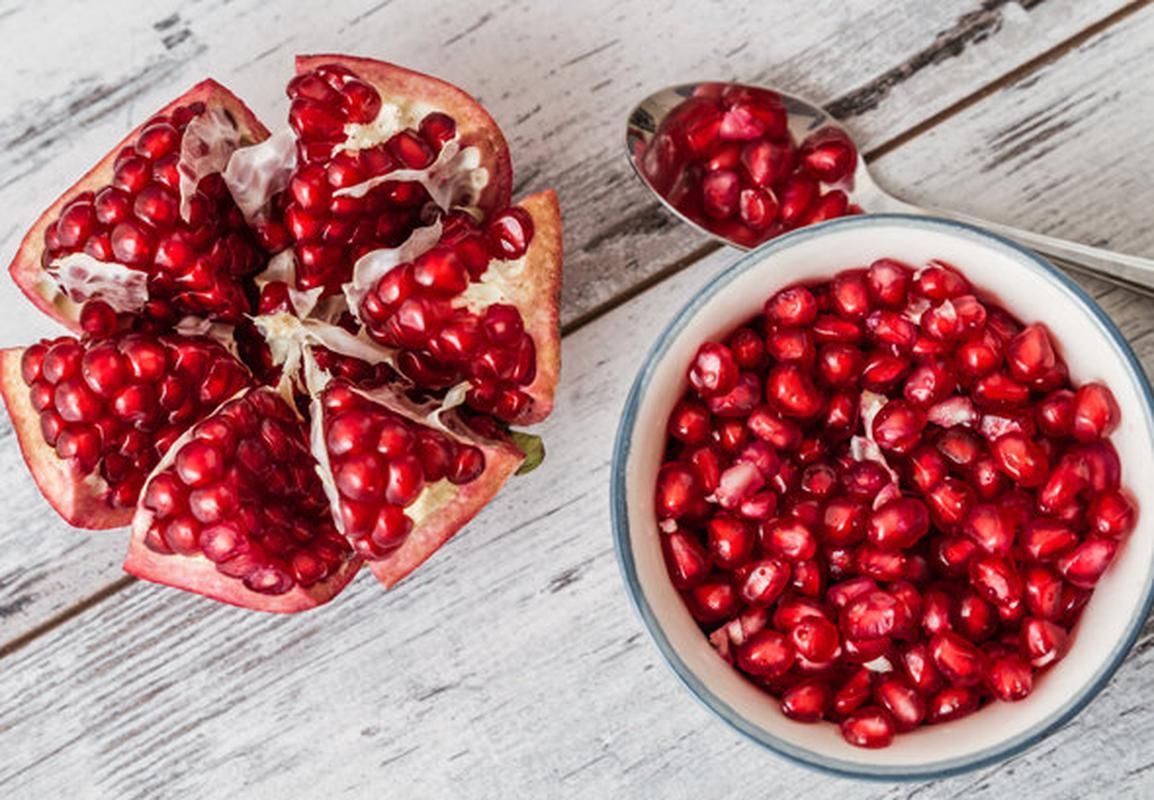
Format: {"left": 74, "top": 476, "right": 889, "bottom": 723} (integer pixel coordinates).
{"left": 1, "top": 334, "right": 251, "bottom": 528}
{"left": 11, "top": 81, "right": 271, "bottom": 327}
{"left": 358, "top": 191, "right": 562, "bottom": 424}
{"left": 3, "top": 56, "right": 563, "bottom": 611}
{"left": 126, "top": 388, "right": 360, "bottom": 612}
{"left": 639, "top": 85, "right": 858, "bottom": 248}
{"left": 656, "top": 257, "right": 1136, "bottom": 748}
{"left": 314, "top": 381, "right": 526, "bottom": 589}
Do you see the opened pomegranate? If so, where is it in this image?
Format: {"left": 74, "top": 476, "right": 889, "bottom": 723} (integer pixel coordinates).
{"left": 3, "top": 55, "right": 562, "bottom": 612}
{"left": 638, "top": 83, "right": 860, "bottom": 248}
{"left": 656, "top": 258, "right": 1135, "bottom": 747}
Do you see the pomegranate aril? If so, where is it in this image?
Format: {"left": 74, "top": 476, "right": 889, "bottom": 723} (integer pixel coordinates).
{"left": 707, "top": 514, "right": 756, "bottom": 570}
{"left": 930, "top": 631, "right": 984, "bottom": 686}
{"left": 1056, "top": 538, "right": 1118, "bottom": 588}
{"left": 1071, "top": 382, "right": 1119, "bottom": 441}
{"left": 1021, "top": 617, "right": 1068, "bottom": 667}
{"left": 781, "top": 680, "right": 831, "bottom": 722}
{"left": 689, "top": 577, "right": 741, "bottom": 624}
{"left": 688, "top": 342, "right": 739, "bottom": 398}
{"left": 662, "top": 530, "right": 710, "bottom": 589}
{"left": 841, "top": 706, "right": 895, "bottom": 749}
{"left": 1086, "top": 490, "right": 1136, "bottom": 539}
{"left": 927, "top": 686, "right": 979, "bottom": 723}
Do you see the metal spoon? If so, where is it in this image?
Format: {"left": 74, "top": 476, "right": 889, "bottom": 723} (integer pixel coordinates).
{"left": 627, "top": 82, "right": 1154, "bottom": 296}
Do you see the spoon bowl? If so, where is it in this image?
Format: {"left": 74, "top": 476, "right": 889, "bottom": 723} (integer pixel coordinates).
{"left": 626, "top": 81, "right": 1154, "bottom": 294}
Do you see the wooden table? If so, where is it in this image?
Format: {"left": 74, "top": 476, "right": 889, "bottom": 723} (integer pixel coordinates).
{"left": 2, "top": 1, "right": 1153, "bottom": 796}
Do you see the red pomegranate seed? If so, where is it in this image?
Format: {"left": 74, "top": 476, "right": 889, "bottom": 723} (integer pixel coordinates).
{"left": 1036, "top": 389, "right": 1076, "bottom": 437}
{"left": 900, "top": 642, "right": 944, "bottom": 694}
{"left": 790, "top": 616, "right": 840, "bottom": 662}
{"left": 655, "top": 462, "right": 702, "bottom": 519}
{"left": 688, "top": 342, "right": 738, "bottom": 397}
{"left": 921, "top": 589, "right": 954, "bottom": 637}
{"left": 867, "top": 498, "right": 930, "bottom": 551}
{"left": 1086, "top": 490, "right": 1136, "bottom": 538}
{"left": 985, "top": 652, "right": 1033, "bottom": 702}
{"left": 1020, "top": 617, "right": 1069, "bottom": 667}
{"left": 688, "top": 578, "right": 740, "bottom": 623}
{"left": 866, "top": 259, "right": 912, "bottom": 308}
{"left": 736, "top": 558, "right": 791, "bottom": 606}
{"left": 662, "top": 530, "right": 710, "bottom": 589}
{"left": 990, "top": 432, "right": 1049, "bottom": 488}
{"left": 927, "top": 686, "right": 979, "bottom": 723}
{"left": 929, "top": 631, "right": 984, "bottom": 686}
{"left": 1071, "top": 383, "right": 1119, "bottom": 441}
{"left": 872, "top": 400, "right": 925, "bottom": 454}
{"left": 876, "top": 676, "right": 926, "bottom": 730}
{"left": 762, "top": 518, "right": 818, "bottom": 561}
{"left": 1056, "top": 538, "right": 1118, "bottom": 588}
{"left": 1023, "top": 565, "right": 1064, "bottom": 620}
{"left": 707, "top": 514, "right": 756, "bottom": 570}
{"left": 781, "top": 679, "right": 831, "bottom": 722}
{"left": 969, "top": 555, "right": 1023, "bottom": 611}
{"left": 830, "top": 270, "right": 871, "bottom": 320}
{"left": 841, "top": 706, "right": 895, "bottom": 749}
{"left": 1006, "top": 323, "right": 1057, "bottom": 382}
{"left": 736, "top": 629, "right": 795, "bottom": 677}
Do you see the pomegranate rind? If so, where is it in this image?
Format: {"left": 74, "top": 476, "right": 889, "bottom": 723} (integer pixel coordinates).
{"left": 8, "top": 80, "right": 270, "bottom": 330}
{"left": 123, "top": 518, "right": 362, "bottom": 613}
{"left": 295, "top": 54, "right": 513, "bottom": 215}
{"left": 0, "top": 348, "right": 130, "bottom": 529}
{"left": 508, "top": 190, "right": 563, "bottom": 425}
{"left": 369, "top": 433, "right": 525, "bottom": 589}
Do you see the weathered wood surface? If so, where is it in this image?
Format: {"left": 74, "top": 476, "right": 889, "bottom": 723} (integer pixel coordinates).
{"left": 0, "top": 0, "right": 1136, "bottom": 644}
{"left": 3, "top": 0, "right": 1154, "bottom": 797}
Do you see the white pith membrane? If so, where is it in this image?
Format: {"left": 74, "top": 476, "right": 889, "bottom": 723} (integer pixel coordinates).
{"left": 44, "top": 106, "right": 248, "bottom": 318}
{"left": 178, "top": 106, "right": 243, "bottom": 220}
{"left": 45, "top": 253, "right": 149, "bottom": 314}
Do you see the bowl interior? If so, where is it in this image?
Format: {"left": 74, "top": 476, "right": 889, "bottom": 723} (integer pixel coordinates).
{"left": 615, "top": 215, "right": 1154, "bottom": 778}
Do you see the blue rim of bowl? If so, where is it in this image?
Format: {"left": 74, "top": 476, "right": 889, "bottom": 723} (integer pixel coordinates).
{"left": 610, "top": 213, "right": 1154, "bottom": 781}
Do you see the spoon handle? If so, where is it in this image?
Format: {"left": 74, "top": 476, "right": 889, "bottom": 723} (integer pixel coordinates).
{"left": 876, "top": 196, "right": 1154, "bottom": 298}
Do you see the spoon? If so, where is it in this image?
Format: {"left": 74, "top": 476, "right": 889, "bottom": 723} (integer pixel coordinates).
{"left": 626, "top": 82, "right": 1154, "bottom": 296}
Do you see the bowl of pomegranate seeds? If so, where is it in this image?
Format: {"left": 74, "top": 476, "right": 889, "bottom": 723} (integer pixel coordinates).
{"left": 611, "top": 214, "right": 1154, "bottom": 778}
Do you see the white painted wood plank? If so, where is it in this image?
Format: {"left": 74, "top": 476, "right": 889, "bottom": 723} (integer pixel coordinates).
{"left": 0, "top": 0, "right": 1128, "bottom": 344}
{"left": 2, "top": 245, "right": 1154, "bottom": 799}
{"left": 0, "top": 0, "right": 1134, "bottom": 642}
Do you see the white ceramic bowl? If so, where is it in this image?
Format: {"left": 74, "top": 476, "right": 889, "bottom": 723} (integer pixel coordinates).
{"left": 611, "top": 214, "right": 1154, "bottom": 780}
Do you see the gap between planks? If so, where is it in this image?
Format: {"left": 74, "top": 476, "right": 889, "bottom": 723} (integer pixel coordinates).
{"left": 0, "top": 0, "right": 1148, "bottom": 662}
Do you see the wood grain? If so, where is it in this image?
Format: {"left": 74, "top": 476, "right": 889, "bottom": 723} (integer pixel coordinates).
{"left": 3, "top": 0, "right": 1154, "bottom": 796}
{"left": 2, "top": 247, "right": 1153, "bottom": 799}
{"left": 0, "top": 0, "right": 1135, "bottom": 642}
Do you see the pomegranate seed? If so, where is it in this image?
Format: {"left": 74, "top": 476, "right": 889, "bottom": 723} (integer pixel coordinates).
{"left": 872, "top": 400, "right": 925, "bottom": 454}
{"left": 867, "top": 498, "right": 930, "bottom": 550}
{"left": 736, "top": 558, "right": 791, "bottom": 606}
{"left": 875, "top": 676, "right": 926, "bottom": 731}
{"left": 790, "top": 616, "right": 840, "bottom": 662}
{"left": 655, "top": 462, "right": 701, "bottom": 519}
{"left": 929, "top": 631, "right": 984, "bottom": 686}
{"left": 781, "top": 680, "right": 831, "bottom": 722}
{"left": 1036, "top": 389, "right": 1076, "bottom": 437}
{"left": 927, "top": 686, "right": 979, "bottom": 723}
{"left": 707, "top": 514, "right": 756, "bottom": 570}
{"left": 765, "top": 286, "right": 817, "bottom": 327}
{"left": 1071, "top": 382, "right": 1119, "bottom": 441}
{"left": 688, "top": 578, "right": 740, "bottom": 623}
{"left": 840, "top": 706, "right": 895, "bottom": 748}
{"left": 662, "top": 530, "right": 710, "bottom": 589}
{"left": 1021, "top": 617, "right": 1069, "bottom": 667}
{"left": 762, "top": 518, "right": 818, "bottom": 561}
{"left": 736, "top": 629, "right": 795, "bottom": 677}
{"left": 1086, "top": 490, "right": 1136, "bottom": 538}
{"left": 1056, "top": 538, "right": 1118, "bottom": 588}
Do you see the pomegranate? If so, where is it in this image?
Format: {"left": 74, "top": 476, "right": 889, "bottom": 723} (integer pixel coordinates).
{"left": 3, "top": 56, "right": 563, "bottom": 611}
{"left": 639, "top": 84, "right": 858, "bottom": 248}
{"left": 655, "top": 257, "right": 1136, "bottom": 747}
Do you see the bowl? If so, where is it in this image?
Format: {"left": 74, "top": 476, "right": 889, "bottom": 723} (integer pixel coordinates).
{"left": 611, "top": 214, "right": 1154, "bottom": 780}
